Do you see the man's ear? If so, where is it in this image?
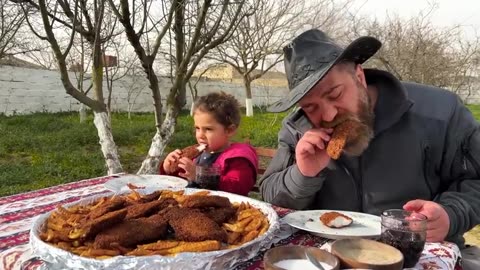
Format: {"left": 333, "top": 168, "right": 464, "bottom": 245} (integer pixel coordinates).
{"left": 355, "top": 64, "right": 367, "bottom": 88}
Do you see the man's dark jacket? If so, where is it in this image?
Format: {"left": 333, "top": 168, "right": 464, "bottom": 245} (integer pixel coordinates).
{"left": 259, "top": 69, "right": 480, "bottom": 247}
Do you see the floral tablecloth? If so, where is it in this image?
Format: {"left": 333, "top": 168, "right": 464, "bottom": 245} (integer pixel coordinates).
{"left": 0, "top": 175, "right": 462, "bottom": 270}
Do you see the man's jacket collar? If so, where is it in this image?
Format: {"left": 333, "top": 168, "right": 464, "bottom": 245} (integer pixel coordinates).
{"left": 365, "top": 69, "right": 414, "bottom": 136}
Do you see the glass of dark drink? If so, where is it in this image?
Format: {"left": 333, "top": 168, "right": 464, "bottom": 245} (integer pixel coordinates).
{"left": 379, "top": 209, "right": 427, "bottom": 268}
{"left": 195, "top": 164, "right": 221, "bottom": 190}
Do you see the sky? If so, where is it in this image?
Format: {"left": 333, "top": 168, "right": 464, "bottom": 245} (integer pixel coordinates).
{"left": 351, "top": 0, "right": 480, "bottom": 38}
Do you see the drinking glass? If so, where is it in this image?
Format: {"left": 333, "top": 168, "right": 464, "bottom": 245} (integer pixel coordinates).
{"left": 195, "top": 164, "right": 221, "bottom": 190}
{"left": 379, "top": 209, "right": 427, "bottom": 268}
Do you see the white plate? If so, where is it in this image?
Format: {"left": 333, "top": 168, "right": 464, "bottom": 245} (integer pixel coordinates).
{"left": 104, "top": 174, "right": 188, "bottom": 192}
{"left": 283, "top": 210, "right": 381, "bottom": 240}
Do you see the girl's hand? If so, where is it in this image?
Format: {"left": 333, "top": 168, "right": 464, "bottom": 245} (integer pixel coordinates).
{"left": 163, "top": 149, "right": 182, "bottom": 173}
{"left": 178, "top": 157, "right": 196, "bottom": 181}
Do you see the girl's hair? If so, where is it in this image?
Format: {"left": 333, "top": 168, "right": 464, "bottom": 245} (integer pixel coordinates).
{"left": 193, "top": 92, "right": 241, "bottom": 128}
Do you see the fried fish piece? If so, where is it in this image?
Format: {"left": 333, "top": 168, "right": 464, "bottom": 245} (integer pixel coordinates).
{"left": 170, "top": 144, "right": 207, "bottom": 171}
{"left": 70, "top": 208, "right": 127, "bottom": 240}
{"left": 93, "top": 214, "right": 168, "bottom": 249}
{"left": 201, "top": 207, "right": 236, "bottom": 225}
{"left": 182, "top": 195, "right": 231, "bottom": 209}
{"left": 88, "top": 197, "right": 126, "bottom": 219}
{"left": 125, "top": 198, "right": 178, "bottom": 219}
{"left": 167, "top": 208, "right": 227, "bottom": 242}
{"left": 319, "top": 211, "right": 353, "bottom": 228}
{"left": 326, "top": 120, "right": 357, "bottom": 160}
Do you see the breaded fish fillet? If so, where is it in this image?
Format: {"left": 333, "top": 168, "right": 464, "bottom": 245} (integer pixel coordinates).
{"left": 326, "top": 120, "right": 357, "bottom": 160}
{"left": 319, "top": 211, "right": 353, "bottom": 228}
{"left": 182, "top": 195, "right": 231, "bottom": 209}
{"left": 125, "top": 197, "right": 178, "bottom": 219}
{"left": 93, "top": 214, "right": 168, "bottom": 249}
{"left": 167, "top": 208, "right": 227, "bottom": 242}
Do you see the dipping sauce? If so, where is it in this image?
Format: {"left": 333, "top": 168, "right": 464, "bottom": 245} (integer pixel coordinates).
{"left": 274, "top": 259, "right": 332, "bottom": 270}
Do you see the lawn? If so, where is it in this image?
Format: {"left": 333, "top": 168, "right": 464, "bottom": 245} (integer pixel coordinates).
{"left": 0, "top": 109, "right": 286, "bottom": 197}
{"left": 1, "top": 105, "right": 479, "bottom": 246}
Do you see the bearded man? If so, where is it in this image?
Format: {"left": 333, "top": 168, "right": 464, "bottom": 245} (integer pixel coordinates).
{"left": 259, "top": 29, "right": 480, "bottom": 268}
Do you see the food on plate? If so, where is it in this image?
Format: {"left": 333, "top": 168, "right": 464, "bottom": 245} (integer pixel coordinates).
{"left": 166, "top": 207, "right": 227, "bottom": 242}
{"left": 326, "top": 120, "right": 356, "bottom": 160}
{"left": 319, "top": 211, "right": 353, "bottom": 228}
{"left": 39, "top": 189, "right": 270, "bottom": 259}
{"left": 94, "top": 214, "right": 168, "bottom": 249}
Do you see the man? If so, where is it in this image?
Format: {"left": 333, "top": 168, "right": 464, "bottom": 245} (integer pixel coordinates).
{"left": 259, "top": 29, "right": 480, "bottom": 268}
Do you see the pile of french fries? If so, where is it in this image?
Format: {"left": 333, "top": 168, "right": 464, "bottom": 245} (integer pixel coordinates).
{"left": 39, "top": 189, "right": 270, "bottom": 259}
{"left": 224, "top": 202, "right": 270, "bottom": 248}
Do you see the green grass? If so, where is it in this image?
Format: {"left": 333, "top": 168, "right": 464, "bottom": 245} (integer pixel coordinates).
{"left": 0, "top": 109, "right": 286, "bottom": 197}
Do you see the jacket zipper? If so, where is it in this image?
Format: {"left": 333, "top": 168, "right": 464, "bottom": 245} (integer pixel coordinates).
{"left": 423, "top": 145, "right": 433, "bottom": 198}
{"left": 339, "top": 162, "right": 362, "bottom": 211}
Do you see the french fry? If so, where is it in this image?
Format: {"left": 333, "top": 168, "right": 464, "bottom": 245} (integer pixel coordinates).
{"left": 240, "top": 230, "right": 259, "bottom": 244}
{"left": 138, "top": 240, "right": 180, "bottom": 251}
{"left": 237, "top": 209, "right": 262, "bottom": 221}
{"left": 223, "top": 216, "right": 253, "bottom": 232}
{"left": 161, "top": 240, "right": 221, "bottom": 254}
{"left": 245, "top": 218, "right": 262, "bottom": 232}
{"left": 227, "top": 232, "right": 242, "bottom": 244}
{"left": 83, "top": 248, "right": 121, "bottom": 257}
{"left": 192, "top": 190, "right": 210, "bottom": 196}
{"left": 259, "top": 218, "right": 269, "bottom": 235}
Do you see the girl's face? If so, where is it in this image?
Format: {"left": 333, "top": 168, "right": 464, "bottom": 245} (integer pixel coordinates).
{"left": 193, "top": 110, "right": 235, "bottom": 152}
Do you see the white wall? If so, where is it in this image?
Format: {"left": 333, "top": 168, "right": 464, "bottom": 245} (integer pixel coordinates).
{"left": 0, "top": 65, "right": 289, "bottom": 116}
{"left": 1, "top": 65, "right": 479, "bottom": 116}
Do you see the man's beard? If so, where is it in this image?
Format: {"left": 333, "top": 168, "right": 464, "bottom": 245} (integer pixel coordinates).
{"left": 321, "top": 82, "right": 375, "bottom": 157}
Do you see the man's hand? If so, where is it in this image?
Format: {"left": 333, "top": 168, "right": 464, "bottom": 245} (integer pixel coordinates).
{"left": 403, "top": 199, "right": 450, "bottom": 242}
{"left": 295, "top": 128, "right": 333, "bottom": 177}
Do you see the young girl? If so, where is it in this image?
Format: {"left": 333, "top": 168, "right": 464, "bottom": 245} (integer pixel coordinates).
{"left": 160, "top": 92, "right": 258, "bottom": 196}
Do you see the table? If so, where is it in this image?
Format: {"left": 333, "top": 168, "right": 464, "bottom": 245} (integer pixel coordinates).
{"left": 0, "top": 175, "right": 462, "bottom": 270}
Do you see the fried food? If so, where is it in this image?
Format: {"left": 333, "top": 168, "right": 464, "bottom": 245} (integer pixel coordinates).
{"left": 70, "top": 208, "right": 127, "bottom": 240}
{"left": 88, "top": 197, "right": 125, "bottom": 219}
{"left": 326, "top": 120, "right": 357, "bottom": 160}
{"left": 223, "top": 202, "right": 270, "bottom": 245}
{"left": 167, "top": 208, "right": 227, "bottom": 242}
{"left": 182, "top": 195, "right": 231, "bottom": 209}
{"left": 125, "top": 197, "right": 177, "bottom": 219}
{"left": 319, "top": 211, "right": 353, "bottom": 228}
{"left": 94, "top": 214, "right": 168, "bottom": 249}
{"left": 181, "top": 144, "right": 206, "bottom": 159}
{"left": 201, "top": 207, "right": 236, "bottom": 225}
{"left": 129, "top": 240, "right": 221, "bottom": 256}
{"left": 40, "top": 189, "right": 270, "bottom": 259}
{"left": 170, "top": 144, "right": 206, "bottom": 170}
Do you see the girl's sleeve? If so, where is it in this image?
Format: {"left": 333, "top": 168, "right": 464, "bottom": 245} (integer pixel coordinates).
{"left": 219, "top": 158, "right": 256, "bottom": 196}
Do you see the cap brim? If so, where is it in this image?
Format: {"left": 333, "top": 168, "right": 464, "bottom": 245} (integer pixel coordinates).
{"left": 267, "top": 36, "right": 381, "bottom": 113}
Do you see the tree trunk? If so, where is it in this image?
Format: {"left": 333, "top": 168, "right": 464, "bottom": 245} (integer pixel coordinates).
{"left": 93, "top": 111, "right": 123, "bottom": 174}
{"left": 79, "top": 104, "right": 87, "bottom": 123}
{"left": 190, "top": 102, "right": 195, "bottom": 116}
{"left": 137, "top": 104, "right": 178, "bottom": 174}
{"left": 244, "top": 77, "right": 254, "bottom": 117}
